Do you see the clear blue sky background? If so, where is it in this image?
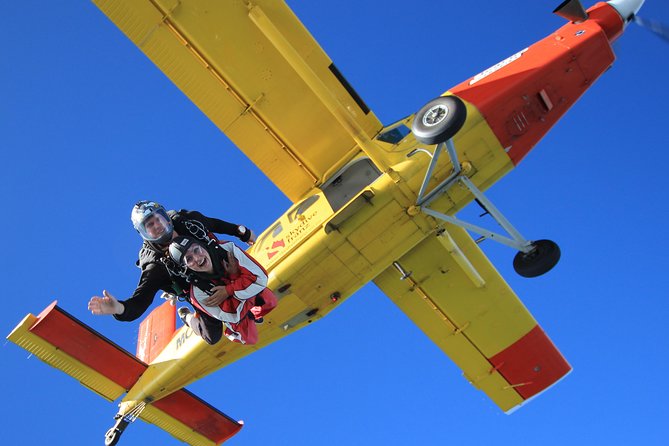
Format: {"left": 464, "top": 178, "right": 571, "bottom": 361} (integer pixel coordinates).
{"left": 2, "top": 1, "right": 668, "bottom": 445}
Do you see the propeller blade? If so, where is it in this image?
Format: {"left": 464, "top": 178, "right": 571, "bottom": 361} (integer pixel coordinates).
{"left": 634, "top": 16, "right": 669, "bottom": 43}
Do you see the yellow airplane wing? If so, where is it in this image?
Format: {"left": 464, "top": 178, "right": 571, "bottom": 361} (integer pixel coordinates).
{"left": 93, "top": 0, "right": 383, "bottom": 201}
{"left": 373, "top": 225, "right": 571, "bottom": 412}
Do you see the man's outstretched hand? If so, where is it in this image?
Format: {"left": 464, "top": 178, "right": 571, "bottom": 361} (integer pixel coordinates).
{"left": 88, "top": 290, "right": 124, "bottom": 316}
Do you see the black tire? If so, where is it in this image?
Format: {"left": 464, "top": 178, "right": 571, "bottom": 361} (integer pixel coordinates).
{"left": 411, "top": 95, "right": 467, "bottom": 145}
{"left": 513, "top": 239, "right": 561, "bottom": 278}
{"left": 105, "top": 428, "right": 121, "bottom": 446}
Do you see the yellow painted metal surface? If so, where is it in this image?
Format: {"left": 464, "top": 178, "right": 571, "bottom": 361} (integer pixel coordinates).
{"left": 251, "top": 190, "right": 333, "bottom": 270}
{"left": 6, "top": 314, "right": 125, "bottom": 402}
{"left": 374, "top": 225, "right": 537, "bottom": 411}
{"left": 93, "top": 0, "right": 383, "bottom": 201}
{"left": 139, "top": 404, "right": 217, "bottom": 446}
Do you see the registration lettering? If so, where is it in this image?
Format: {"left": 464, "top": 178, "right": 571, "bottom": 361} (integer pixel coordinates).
{"left": 175, "top": 327, "right": 193, "bottom": 349}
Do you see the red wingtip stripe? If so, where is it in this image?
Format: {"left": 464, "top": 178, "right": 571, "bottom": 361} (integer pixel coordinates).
{"left": 489, "top": 325, "right": 571, "bottom": 400}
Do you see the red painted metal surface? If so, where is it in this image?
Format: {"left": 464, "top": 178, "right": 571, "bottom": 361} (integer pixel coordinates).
{"left": 451, "top": 2, "right": 623, "bottom": 165}
{"left": 30, "top": 301, "right": 147, "bottom": 389}
{"left": 136, "top": 301, "right": 177, "bottom": 363}
{"left": 489, "top": 325, "right": 571, "bottom": 400}
{"left": 152, "top": 388, "right": 243, "bottom": 443}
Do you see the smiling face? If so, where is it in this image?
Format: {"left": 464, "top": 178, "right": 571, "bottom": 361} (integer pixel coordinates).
{"left": 183, "top": 244, "right": 214, "bottom": 274}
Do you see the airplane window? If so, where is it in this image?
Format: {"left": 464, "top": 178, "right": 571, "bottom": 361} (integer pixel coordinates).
{"left": 289, "top": 195, "right": 320, "bottom": 222}
{"left": 377, "top": 124, "right": 411, "bottom": 144}
{"left": 272, "top": 223, "right": 283, "bottom": 237}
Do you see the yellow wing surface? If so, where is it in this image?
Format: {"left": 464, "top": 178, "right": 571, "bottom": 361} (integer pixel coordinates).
{"left": 374, "top": 225, "right": 571, "bottom": 412}
{"left": 93, "top": 0, "right": 383, "bottom": 201}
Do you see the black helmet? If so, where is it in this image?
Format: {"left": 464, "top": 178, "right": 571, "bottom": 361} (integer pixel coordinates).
{"left": 169, "top": 236, "right": 198, "bottom": 266}
{"left": 131, "top": 200, "right": 174, "bottom": 244}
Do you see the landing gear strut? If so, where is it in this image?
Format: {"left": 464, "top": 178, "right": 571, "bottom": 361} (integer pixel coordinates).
{"left": 410, "top": 95, "right": 560, "bottom": 277}
{"left": 104, "top": 402, "right": 146, "bottom": 446}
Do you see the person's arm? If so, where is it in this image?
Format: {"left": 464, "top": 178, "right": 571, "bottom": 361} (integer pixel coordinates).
{"left": 202, "top": 244, "right": 267, "bottom": 307}
{"left": 183, "top": 210, "right": 255, "bottom": 244}
{"left": 113, "top": 262, "right": 169, "bottom": 321}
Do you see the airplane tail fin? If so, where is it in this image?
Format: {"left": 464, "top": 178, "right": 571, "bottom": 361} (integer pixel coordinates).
{"left": 136, "top": 299, "right": 178, "bottom": 363}
{"left": 7, "top": 301, "right": 242, "bottom": 444}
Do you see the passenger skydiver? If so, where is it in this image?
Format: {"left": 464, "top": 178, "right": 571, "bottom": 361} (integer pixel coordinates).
{"left": 167, "top": 235, "right": 277, "bottom": 345}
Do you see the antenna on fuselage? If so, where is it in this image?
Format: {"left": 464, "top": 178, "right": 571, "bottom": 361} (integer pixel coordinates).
{"left": 553, "top": 0, "right": 588, "bottom": 23}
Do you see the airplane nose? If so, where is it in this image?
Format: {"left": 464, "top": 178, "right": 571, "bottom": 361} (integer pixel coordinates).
{"left": 607, "top": 0, "right": 645, "bottom": 24}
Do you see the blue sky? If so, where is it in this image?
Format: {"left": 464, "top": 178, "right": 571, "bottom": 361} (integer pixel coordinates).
{"left": 2, "top": 1, "right": 669, "bottom": 445}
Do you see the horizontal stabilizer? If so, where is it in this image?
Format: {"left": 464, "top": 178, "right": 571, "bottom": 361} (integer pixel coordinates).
{"left": 8, "top": 302, "right": 243, "bottom": 443}
{"left": 7, "top": 301, "right": 147, "bottom": 401}
{"left": 141, "top": 388, "right": 243, "bottom": 446}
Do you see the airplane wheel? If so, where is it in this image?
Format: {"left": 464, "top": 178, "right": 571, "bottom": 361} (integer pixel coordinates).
{"left": 513, "top": 239, "right": 561, "bottom": 278}
{"left": 105, "top": 428, "right": 122, "bottom": 446}
{"left": 411, "top": 95, "right": 467, "bottom": 145}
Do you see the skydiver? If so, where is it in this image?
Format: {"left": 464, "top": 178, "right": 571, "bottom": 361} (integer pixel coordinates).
{"left": 87, "top": 201, "right": 256, "bottom": 328}
{"left": 167, "top": 235, "right": 277, "bottom": 345}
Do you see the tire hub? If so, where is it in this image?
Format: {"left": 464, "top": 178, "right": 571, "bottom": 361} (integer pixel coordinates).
{"left": 422, "top": 104, "right": 449, "bottom": 127}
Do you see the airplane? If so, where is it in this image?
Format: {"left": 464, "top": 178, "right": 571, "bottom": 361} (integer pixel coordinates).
{"left": 6, "top": 0, "right": 651, "bottom": 444}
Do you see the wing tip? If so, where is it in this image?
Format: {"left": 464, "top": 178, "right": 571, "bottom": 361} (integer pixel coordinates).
{"left": 504, "top": 367, "right": 573, "bottom": 414}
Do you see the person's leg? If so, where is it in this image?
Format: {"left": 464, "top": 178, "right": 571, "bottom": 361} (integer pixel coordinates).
{"left": 189, "top": 310, "right": 223, "bottom": 345}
